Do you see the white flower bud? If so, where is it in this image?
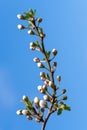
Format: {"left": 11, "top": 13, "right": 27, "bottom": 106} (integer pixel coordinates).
{"left": 27, "top": 116, "right": 33, "bottom": 120}
{"left": 35, "top": 117, "right": 41, "bottom": 122}
{"left": 43, "top": 95, "right": 50, "bottom": 101}
{"left": 40, "top": 72, "right": 45, "bottom": 77}
{"left": 52, "top": 49, "right": 58, "bottom": 55}
{"left": 16, "top": 110, "right": 22, "bottom": 115}
{"left": 17, "top": 14, "right": 24, "bottom": 19}
{"left": 39, "top": 100, "right": 48, "bottom": 108}
{"left": 22, "top": 95, "right": 28, "bottom": 102}
{"left": 33, "top": 57, "right": 40, "bottom": 63}
{"left": 22, "top": 110, "right": 29, "bottom": 116}
{"left": 42, "top": 85, "right": 47, "bottom": 91}
{"left": 37, "top": 85, "right": 43, "bottom": 91}
{"left": 57, "top": 75, "right": 61, "bottom": 82}
{"left": 37, "top": 62, "right": 44, "bottom": 68}
{"left": 28, "top": 30, "right": 34, "bottom": 35}
{"left": 34, "top": 97, "right": 39, "bottom": 104}
{"left": 44, "top": 80, "right": 49, "bottom": 86}
{"left": 49, "top": 81, "right": 54, "bottom": 87}
{"left": 41, "top": 77, "right": 46, "bottom": 81}
{"left": 29, "top": 42, "right": 36, "bottom": 50}
{"left": 37, "top": 18, "right": 42, "bottom": 23}
{"left": 17, "top": 24, "right": 25, "bottom": 30}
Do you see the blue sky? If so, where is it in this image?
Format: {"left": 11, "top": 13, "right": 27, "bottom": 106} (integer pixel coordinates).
{"left": 0, "top": 0, "right": 87, "bottom": 130}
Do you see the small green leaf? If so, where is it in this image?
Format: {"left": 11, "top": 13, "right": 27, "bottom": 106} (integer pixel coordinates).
{"left": 45, "top": 51, "right": 51, "bottom": 59}
{"left": 33, "top": 9, "right": 36, "bottom": 16}
{"left": 45, "top": 73, "right": 50, "bottom": 80}
{"left": 36, "top": 41, "right": 40, "bottom": 48}
{"left": 57, "top": 108, "right": 63, "bottom": 115}
{"left": 38, "top": 28, "right": 43, "bottom": 34}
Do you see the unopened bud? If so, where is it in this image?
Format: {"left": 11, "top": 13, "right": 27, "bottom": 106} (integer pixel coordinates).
{"left": 40, "top": 33, "right": 46, "bottom": 38}
{"left": 40, "top": 72, "right": 45, "bottom": 77}
{"left": 43, "top": 95, "right": 50, "bottom": 101}
{"left": 33, "top": 57, "right": 40, "bottom": 63}
{"left": 52, "top": 49, "right": 58, "bottom": 55}
{"left": 53, "top": 62, "right": 57, "bottom": 67}
{"left": 44, "top": 80, "right": 49, "bottom": 86}
{"left": 28, "top": 30, "right": 35, "bottom": 35}
{"left": 22, "top": 95, "right": 28, "bottom": 102}
{"left": 39, "top": 100, "right": 48, "bottom": 108}
{"left": 17, "top": 24, "right": 25, "bottom": 30}
{"left": 62, "top": 96, "right": 67, "bottom": 100}
{"left": 34, "top": 97, "right": 39, "bottom": 104}
{"left": 49, "top": 81, "right": 54, "bottom": 87}
{"left": 17, "top": 14, "right": 25, "bottom": 19}
{"left": 22, "top": 110, "right": 29, "bottom": 116}
{"left": 16, "top": 110, "right": 23, "bottom": 115}
{"left": 27, "top": 115, "right": 33, "bottom": 120}
{"left": 61, "top": 89, "right": 66, "bottom": 94}
{"left": 37, "top": 62, "right": 44, "bottom": 68}
{"left": 37, "top": 18, "right": 42, "bottom": 23}
{"left": 35, "top": 117, "right": 41, "bottom": 122}
{"left": 57, "top": 75, "right": 61, "bottom": 82}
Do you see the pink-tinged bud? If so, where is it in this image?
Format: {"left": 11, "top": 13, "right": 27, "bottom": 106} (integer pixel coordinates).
{"left": 28, "top": 30, "right": 35, "bottom": 35}
{"left": 39, "top": 100, "right": 48, "bottom": 108}
{"left": 17, "top": 24, "right": 25, "bottom": 30}
{"left": 16, "top": 110, "right": 23, "bottom": 115}
{"left": 22, "top": 110, "right": 29, "bottom": 116}
{"left": 33, "top": 57, "right": 40, "bottom": 63}
{"left": 34, "top": 97, "right": 39, "bottom": 104}
{"left": 17, "top": 14, "right": 24, "bottom": 19}
{"left": 52, "top": 49, "right": 58, "bottom": 55}
{"left": 37, "top": 62, "right": 44, "bottom": 68}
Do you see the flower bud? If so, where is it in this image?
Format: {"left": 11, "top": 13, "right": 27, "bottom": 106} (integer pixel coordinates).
{"left": 62, "top": 96, "right": 67, "bottom": 100}
{"left": 43, "top": 95, "right": 50, "bottom": 101}
{"left": 33, "top": 57, "right": 40, "bottom": 63}
{"left": 49, "top": 81, "right": 53, "bottom": 87}
{"left": 37, "top": 62, "right": 44, "bottom": 68}
{"left": 42, "top": 85, "right": 47, "bottom": 90}
{"left": 39, "top": 100, "right": 48, "bottom": 108}
{"left": 35, "top": 117, "right": 41, "bottom": 122}
{"left": 17, "top": 24, "right": 25, "bottom": 30}
{"left": 28, "top": 30, "right": 35, "bottom": 35}
{"left": 29, "top": 42, "right": 36, "bottom": 50}
{"left": 37, "top": 18, "right": 42, "bottom": 23}
{"left": 17, "top": 14, "right": 24, "bottom": 19}
{"left": 57, "top": 75, "right": 61, "bottom": 82}
{"left": 40, "top": 72, "right": 45, "bottom": 77}
{"left": 16, "top": 110, "right": 23, "bottom": 115}
{"left": 41, "top": 77, "right": 46, "bottom": 81}
{"left": 44, "top": 80, "right": 49, "bottom": 86}
{"left": 27, "top": 115, "right": 33, "bottom": 120}
{"left": 40, "top": 33, "right": 46, "bottom": 38}
{"left": 52, "top": 49, "right": 58, "bottom": 55}
{"left": 34, "top": 97, "right": 39, "bottom": 104}
{"left": 37, "top": 85, "right": 43, "bottom": 91}
{"left": 22, "top": 110, "right": 29, "bottom": 116}
{"left": 61, "top": 89, "right": 66, "bottom": 94}
{"left": 22, "top": 95, "right": 28, "bottom": 102}
{"left": 53, "top": 62, "right": 57, "bottom": 67}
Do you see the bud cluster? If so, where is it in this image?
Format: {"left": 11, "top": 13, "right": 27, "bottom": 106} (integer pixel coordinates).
{"left": 17, "top": 9, "right": 70, "bottom": 128}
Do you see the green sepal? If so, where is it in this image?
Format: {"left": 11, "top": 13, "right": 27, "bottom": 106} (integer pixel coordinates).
{"left": 38, "top": 28, "right": 43, "bottom": 34}
{"left": 35, "top": 41, "right": 40, "bottom": 48}
{"left": 45, "top": 51, "right": 51, "bottom": 59}
{"left": 45, "top": 73, "right": 50, "bottom": 80}
{"left": 57, "top": 108, "right": 63, "bottom": 115}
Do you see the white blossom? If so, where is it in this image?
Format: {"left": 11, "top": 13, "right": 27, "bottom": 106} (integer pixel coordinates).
{"left": 17, "top": 14, "right": 24, "bottom": 19}
{"left": 37, "top": 62, "right": 44, "bottom": 68}
{"left": 33, "top": 57, "right": 40, "bottom": 63}
{"left": 43, "top": 95, "right": 49, "bottom": 101}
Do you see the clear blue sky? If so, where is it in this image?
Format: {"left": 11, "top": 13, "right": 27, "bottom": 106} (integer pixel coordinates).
{"left": 0, "top": 0, "right": 87, "bottom": 130}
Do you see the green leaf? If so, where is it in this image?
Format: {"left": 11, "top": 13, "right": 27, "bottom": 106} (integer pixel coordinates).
{"left": 60, "top": 104, "right": 71, "bottom": 111}
{"left": 36, "top": 41, "right": 40, "bottom": 48}
{"left": 38, "top": 28, "right": 43, "bottom": 34}
{"left": 45, "top": 51, "right": 51, "bottom": 59}
{"left": 57, "top": 108, "right": 63, "bottom": 115}
{"left": 45, "top": 73, "right": 50, "bottom": 80}
{"left": 33, "top": 9, "right": 36, "bottom": 16}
